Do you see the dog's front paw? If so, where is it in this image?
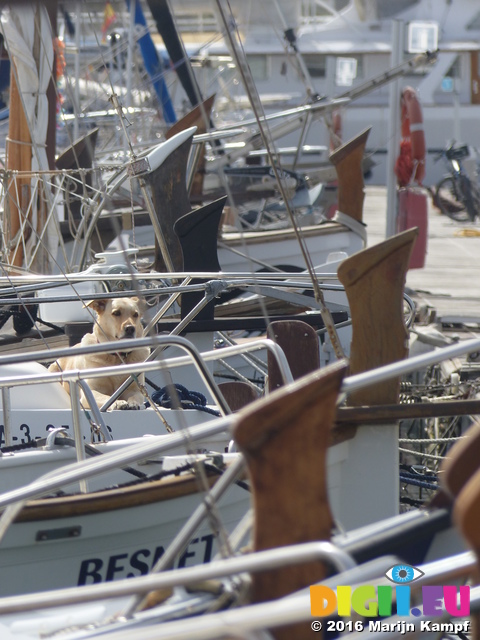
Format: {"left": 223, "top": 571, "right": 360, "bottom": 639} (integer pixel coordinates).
{"left": 110, "top": 399, "right": 142, "bottom": 411}
{"left": 109, "top": 400, "right": 129, "bottom": 411}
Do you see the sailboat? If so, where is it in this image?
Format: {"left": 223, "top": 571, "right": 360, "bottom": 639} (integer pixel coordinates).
{"left": 0, "top": 417, "right": 250, "bottom": 597}
{"left": 0, "top": 207, "right": 472, "bottom": 605}
{"left": 0, "top": 329, "right": 476, "bottom": 635}
{"left": 0, "top": 0, "right": 369, "bottom": 409}
{"left": 0, "top": 5, "right": 475, "bottom": 625}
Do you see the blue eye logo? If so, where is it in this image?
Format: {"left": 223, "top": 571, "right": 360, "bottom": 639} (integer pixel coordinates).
{"left": 385, "top": 564, "right": 424, "bottom": 584}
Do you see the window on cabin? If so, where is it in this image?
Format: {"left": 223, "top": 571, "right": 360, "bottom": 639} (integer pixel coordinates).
{"left": 303, "top": 54, "right": 327, "bottom": 78}
{"left": 175, "top": 11, "right": 216, "bottom": 33}
{"left": 336, "top": 57, "right": 358, "bottom": 86}
{"left": 337, "top": 55, "right": 363, "bottom": 80}
{"left": 303, "top": 54, "right": 363, "bottom": 81}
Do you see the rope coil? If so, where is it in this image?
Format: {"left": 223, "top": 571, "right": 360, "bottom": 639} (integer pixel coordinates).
{"left": 151, "top": 383, "right": 221, "bottom": 416}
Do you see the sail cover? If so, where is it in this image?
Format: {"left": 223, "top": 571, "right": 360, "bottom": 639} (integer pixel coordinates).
{"left": 1, "top": 4, "right": 57, "bottom": 272}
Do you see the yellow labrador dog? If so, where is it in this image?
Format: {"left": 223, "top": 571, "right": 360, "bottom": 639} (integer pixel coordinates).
{"left": 49, "top": 297, "right": 150, "bottom": 410}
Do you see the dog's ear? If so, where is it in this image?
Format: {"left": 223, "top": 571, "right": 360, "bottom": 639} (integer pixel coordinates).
{"left": 131, "top": 297, "right": 147, "bottom": 315}
{"left": 84, "top": 299, "right": 108, "bottom": 315}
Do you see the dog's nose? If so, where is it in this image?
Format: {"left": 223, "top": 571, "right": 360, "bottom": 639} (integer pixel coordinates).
{"left": 124, "top": 325, "right": 136, "bottom": 337}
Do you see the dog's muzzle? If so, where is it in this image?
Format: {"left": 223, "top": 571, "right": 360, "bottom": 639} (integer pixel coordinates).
{"left": 123, "top": 325, "right": 136, "bottom": 338}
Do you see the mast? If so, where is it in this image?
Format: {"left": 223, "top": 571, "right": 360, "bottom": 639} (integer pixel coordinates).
{"left": 2, "top": 2, "right": 56, "bottom": 273}
{"left": 145, "top": 0, "right": 203, "bottom": 109}
{"left": 5, "top": 50, "right": 31, "bottom": 268}
{"left": 124, "top": 0, "right": 176, "bottom": 125}
{"left": 46, "top": 0, "right": 57, "bottom": 173}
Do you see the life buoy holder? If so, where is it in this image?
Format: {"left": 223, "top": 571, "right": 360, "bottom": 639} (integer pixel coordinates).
{"left": 395, "top": 86, "right": 426, "bottom": 186}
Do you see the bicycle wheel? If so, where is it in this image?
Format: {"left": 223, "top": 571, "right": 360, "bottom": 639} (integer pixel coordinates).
{"left": 461, "top": 174, "right": 477, "bottom": 222}
{"left": 473, "top": 185, "right": 480, "bottom": 220}
{"left": 435, "top": 176, "right": 471, "bottom": 222}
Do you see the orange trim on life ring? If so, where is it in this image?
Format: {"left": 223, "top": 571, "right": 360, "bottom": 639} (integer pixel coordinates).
{"left": 53, "top": 38, "right": 66, "bottom": 80}
{"left": 399, "top": 86, "right": 426, "bottom": 185}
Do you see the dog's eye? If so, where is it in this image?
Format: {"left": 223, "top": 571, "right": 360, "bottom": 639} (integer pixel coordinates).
{"left": 112, "top": 310, "right": 121, "bottom": 317}
{"left": 133, "top": 312, "right": 139, "bottom": 318}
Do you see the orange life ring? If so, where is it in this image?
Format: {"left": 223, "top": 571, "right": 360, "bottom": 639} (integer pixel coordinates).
{"left": 53, "top": 38, "right": 66, "bottom": 80}
{"left": 398, "top": 86, "right": 426, "bottom": 185}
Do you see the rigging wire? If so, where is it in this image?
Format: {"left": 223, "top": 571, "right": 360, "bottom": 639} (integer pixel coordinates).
{"left": 215, "top": 0, "right": 345, "bottom": 359}
{"left": 0, "top": 4, "right": 244, "bottom": 574}
{"left": 85, "top": 4, "right": 237, "bottom": 566}
{"left": 0, "top": 1, "right": 356, "bottom": 589}
{"left": 0, "top": 7, "right": 232, "bottom": 549}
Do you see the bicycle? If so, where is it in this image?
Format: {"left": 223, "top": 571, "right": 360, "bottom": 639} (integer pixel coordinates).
{"left": 433, "top": 142, "right": 480, "bottom": 222}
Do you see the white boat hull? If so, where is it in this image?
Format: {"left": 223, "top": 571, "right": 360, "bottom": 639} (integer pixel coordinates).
{"left": 0, "top": 466, "right": 249, "bottom": 596}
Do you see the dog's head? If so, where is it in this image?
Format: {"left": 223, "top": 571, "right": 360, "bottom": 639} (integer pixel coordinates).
{"left": 86, "top": 297, "right": 145, "bottom": 342}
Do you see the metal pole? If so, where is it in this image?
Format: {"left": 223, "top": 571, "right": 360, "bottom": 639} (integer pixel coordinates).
{"left": 126, "top": 0, "right": 135, "bottom": 110}
{"left": 1, "top": 388, "right": 11, "bottom": 447}
{"left": 125, "top": 0, "right": 136, "bottom": 157}
{"left": 73, "top": 0, "right": 80, "bottom": 140}
{"left": 68, "top": 381, "right": 88, "bottom": 493}
{"left": 386, "top": 20, "right": 404, "bottom": 238}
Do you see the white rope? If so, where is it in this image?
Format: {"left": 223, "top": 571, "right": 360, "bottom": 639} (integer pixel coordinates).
{"left": 399, "top": 447, "right": 448, "bottom": 461}
{"left": 399, "top": 436, "right": 468, "bottom": 444}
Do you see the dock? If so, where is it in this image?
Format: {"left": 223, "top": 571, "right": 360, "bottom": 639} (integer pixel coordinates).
{"left": 364, "top": 185, "right": 480, "bottom": 325}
